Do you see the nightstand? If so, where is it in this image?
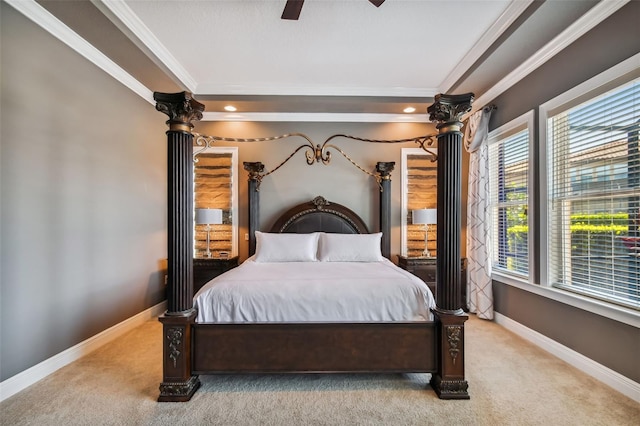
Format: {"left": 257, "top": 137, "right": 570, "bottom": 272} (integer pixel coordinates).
{"left": 397, "top": 256, "right": 467, "bottom": 310}
{"left": 193, "top": 256, "right": 239, "bottom": 294}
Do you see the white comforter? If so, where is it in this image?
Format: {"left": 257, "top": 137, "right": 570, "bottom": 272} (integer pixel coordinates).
{"left": 194, "top": 257, "right": 435, "bottom": 323}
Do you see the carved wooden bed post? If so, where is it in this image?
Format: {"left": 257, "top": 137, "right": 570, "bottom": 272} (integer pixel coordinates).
{"left": 244, "top": 162, "right": 264, "bottom": 257}
{"left": 376, "top": 162, "right": 395, "bottom": 259}
{"left": 428, "top": 93, "right": 474, "bottom": 399}
{"left": 154, "top": 91, "right": 204, "bottom": 402}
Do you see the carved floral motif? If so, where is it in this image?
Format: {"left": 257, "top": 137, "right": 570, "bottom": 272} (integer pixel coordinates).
{"left": 446, "top": 325, "right": 462, "bottom": 365}
{"left": 166, "top": 327, "right": 183, "bottom": 368}
{"left": 312, "top": 196, "right": 330, "bottom": 209}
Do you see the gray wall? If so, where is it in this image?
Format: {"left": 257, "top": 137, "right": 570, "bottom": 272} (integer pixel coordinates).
{"left": 489, "top": 2, "right": 640, "bottom": 383}
{"left": 0, "top": 4, "right": 168, "bottom": 381}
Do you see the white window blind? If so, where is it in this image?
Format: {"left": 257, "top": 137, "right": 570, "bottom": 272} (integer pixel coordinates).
{"left": 547, "top": 79, "right": 639, "bottom": 310}
{"left": 489, "top": 123, "right": 530, "bottom": 277}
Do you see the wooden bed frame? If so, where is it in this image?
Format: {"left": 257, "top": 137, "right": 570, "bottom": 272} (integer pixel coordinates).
{"left": 193, "top": 195, "right": 437, "bottom": 375}
{"left": 154, "top": 91, "right": 474, "bottom": 402}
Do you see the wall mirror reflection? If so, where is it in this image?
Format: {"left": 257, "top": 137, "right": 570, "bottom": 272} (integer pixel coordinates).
{"left": 193, "top": 147, "right": 238, "bottom": 258}
{"left": 401, "top": 148, "right": 438, "bottom": 258}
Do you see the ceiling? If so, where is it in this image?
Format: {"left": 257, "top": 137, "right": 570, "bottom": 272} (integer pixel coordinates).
{"left": 20, "top": 0, "right": 613, "bottom": 122}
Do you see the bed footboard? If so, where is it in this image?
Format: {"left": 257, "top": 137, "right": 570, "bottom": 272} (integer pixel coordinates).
{"left": 193, "top": 322, "right": 437, "bottom": 373}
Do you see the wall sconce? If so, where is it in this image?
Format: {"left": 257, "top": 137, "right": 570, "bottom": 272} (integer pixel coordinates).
{"left": 412, "top": 209, "right": 437, "bottom": 257}
{"left": 195, "top": 208, "right": 223, "bottom": 258}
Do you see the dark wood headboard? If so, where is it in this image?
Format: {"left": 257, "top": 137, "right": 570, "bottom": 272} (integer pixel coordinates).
{"left": 269, "top": 196, "right": 369, "bottom": 234}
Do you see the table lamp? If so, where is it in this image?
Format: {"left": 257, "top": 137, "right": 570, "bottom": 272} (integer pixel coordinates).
{"left": 195, "top": 208, "right": 223, "bottom": 258}
{"left": 412, "top": 208, "right": 437, "bottom": 257}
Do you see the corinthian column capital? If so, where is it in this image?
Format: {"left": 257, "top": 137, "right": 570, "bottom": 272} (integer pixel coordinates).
{"left": 375, "top": 161, "right": 395, "bottom": 179}
{"left": 427, "top": 93, "right": 474, "bottom": 134}
{"left": 154, "top": 91, "right": 205, "bottom": 132}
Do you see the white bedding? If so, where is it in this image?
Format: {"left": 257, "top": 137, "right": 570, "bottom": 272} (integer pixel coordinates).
{"left": 194, "top": 257, "right": 435, "bottom": 323}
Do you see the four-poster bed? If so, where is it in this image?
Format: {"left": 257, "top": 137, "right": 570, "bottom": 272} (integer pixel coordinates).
{"left": 154, "top": 91, "right": 473, "bottom": 402}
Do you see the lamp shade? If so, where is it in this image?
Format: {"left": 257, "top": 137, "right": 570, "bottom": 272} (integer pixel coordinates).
{"left": 412, "top": 208, "right": 437, "bottom": 225}
{"left": 195, "top": 208, "right": 223, "bottom": 225}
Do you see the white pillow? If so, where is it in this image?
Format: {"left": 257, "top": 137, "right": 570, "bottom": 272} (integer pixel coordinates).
{"left": 254, "top": 231, "right": 319, "bottom": 262}
{"left": 318, "top": 232, "right": 383, "bottom": 262}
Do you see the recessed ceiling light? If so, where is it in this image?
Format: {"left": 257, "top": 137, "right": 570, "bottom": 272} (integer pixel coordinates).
{"left": 224, "top": 105, "right": 237, "bottom": 112}
{"left": 403, "top": 106, "right": 416, "bottom": 113}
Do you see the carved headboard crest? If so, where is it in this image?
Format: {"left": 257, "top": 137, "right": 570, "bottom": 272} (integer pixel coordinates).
{"left": 312, "top": 196, "right": 330, "bottom": 210}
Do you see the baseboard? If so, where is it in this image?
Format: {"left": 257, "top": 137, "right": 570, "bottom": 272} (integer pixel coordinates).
{"left": 494, "top": 312, "right": 640, "bottom": 403}
{"left": 0, "top": 301, "right": 167, "bottom": 402}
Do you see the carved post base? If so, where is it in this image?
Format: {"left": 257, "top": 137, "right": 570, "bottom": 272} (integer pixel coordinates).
{"left": 158, "top": 312, "right": 200, "bottom": 402}
{"left": 431, "top": 310, "right": 470, "bottom": 400}
{"left": 159, "top": 375, "right": 201, "bottom": 402}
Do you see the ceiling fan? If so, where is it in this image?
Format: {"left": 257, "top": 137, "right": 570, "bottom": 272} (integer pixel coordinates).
{"left": 282, "top": 0, "right": 386, "bottom": 20}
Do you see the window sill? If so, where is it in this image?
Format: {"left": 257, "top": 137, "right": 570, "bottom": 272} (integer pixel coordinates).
{"left": 491, "top": 271, "right": 640, "bottom": 329}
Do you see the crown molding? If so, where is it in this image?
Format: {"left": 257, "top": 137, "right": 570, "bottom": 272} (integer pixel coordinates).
{"left": 5, "top": 0, "right": 154, "bottom": 105}
{"left": 1, "top": 0, "right": 432, "bottom": 123}
{"left": 11, "top": 0, "right": 626, "bottom": 122}
{"left": 201, "top": 112, "right": 432, "bottom": 123}
{"left": 472, "top": 0, "right": 630, "bottom": 112}
{"left": 438, "top": 0, "right": 534, "bottom": 93}
{"left": 94, "top": 0, "right": 197, "bottom": 92}
{"left": 195, "top": 83, "right": 439, "bottom": 99}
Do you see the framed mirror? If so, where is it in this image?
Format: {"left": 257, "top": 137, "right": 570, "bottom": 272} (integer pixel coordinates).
{"left": 401, "top": 148, "right": 438, "bottom": 258}
{"left": 193, "top": 147, "right": 238, "bottom": 258}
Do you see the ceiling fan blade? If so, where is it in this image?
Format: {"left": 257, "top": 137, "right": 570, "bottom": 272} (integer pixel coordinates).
{"left": 281, "top": 0, "right": 305, "bottom": 20}
{"left": 369, "top": 0, "right": 385, "bottom": 7}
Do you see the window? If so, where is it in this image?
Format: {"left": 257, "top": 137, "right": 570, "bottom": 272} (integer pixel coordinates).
{"left": 544, "top": 77, "right": 639, "bottom": 310}
{"left": 401, "top": 148, "right": 437, "bottom": 257}
{"left": 488, "top": 112, "right": 534, "bottom": 278}
{"left": 193, "top": 147, "right": 238, "bottom": 258}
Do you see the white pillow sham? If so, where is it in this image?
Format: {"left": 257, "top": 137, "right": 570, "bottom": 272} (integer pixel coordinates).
{"left": 318, "top": 232, "right": 383, "bottom": 262}
{"left": 254, "top": 231, "right": 319, "bottom": 262}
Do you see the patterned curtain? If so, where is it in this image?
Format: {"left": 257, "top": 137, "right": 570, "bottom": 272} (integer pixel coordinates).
{"left": 464, "top": 107, "right": 494, "bottom": 319}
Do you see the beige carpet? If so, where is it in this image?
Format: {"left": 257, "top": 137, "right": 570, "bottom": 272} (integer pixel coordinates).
{"left": 1, "top": 315, "right": 638, "bottom": 425}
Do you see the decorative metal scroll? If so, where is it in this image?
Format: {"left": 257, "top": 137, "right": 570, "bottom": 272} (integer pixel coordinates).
{"left": 193, "top": 132, "right": 437, "bottom": 188}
